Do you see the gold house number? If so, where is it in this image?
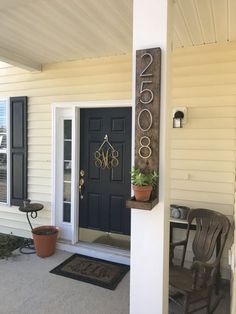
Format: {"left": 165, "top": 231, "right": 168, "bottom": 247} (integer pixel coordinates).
{"left": 138, "top": 52, "right": 154, "bottom": 160}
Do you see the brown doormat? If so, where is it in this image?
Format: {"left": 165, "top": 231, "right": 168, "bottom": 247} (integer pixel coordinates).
{"left": 50, "top": 254, "right": 130, "bottom": 290}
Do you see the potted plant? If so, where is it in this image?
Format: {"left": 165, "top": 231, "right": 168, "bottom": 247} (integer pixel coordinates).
{"left": 32, "top": 225, "right": 59, "bottom": 258}
{"left": 131, "top": 168, "right": 158, "bottom": 201}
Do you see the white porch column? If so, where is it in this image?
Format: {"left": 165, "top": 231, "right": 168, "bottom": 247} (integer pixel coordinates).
{"left": 130, "top": 1, "right": 173, "bottom": 314}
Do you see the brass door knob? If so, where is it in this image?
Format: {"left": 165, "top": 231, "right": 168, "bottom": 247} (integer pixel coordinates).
{"left": 79, "top": 171, "right": 85, "bottom": 199}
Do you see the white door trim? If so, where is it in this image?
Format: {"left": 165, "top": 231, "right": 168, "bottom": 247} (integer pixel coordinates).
{"left": 51, "top": 100, "right": 132, "bottom": 248}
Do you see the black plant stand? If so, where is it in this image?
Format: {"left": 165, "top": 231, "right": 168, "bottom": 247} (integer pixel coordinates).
{"left": 18, "top": 203, "right": 44, "bottom": 254}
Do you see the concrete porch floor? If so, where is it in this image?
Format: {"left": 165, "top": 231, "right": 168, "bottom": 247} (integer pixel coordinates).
{"left": 0, "top": 248, "right": 230, "bottom": 314}
{"left": 0, "top": 249, "right": 130, "bottom": 314}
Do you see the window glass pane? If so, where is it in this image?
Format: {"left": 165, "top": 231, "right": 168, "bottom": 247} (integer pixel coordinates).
{"left": 63, "top": 119, "right": 72, "bottom": 222}
{"left": 64, "top": 120, "right": 72, "bottom": 140}
{"left": 64, "top": 141, "right": 71, "bottom": 161}
{"left": 0, "top": 100, "right": 7, "bottom": 203}
{"left": 64, "top": 161, "right": 71, "bottom": 181}
{"left": 0, "top": 134, "right": 6, "bottom": 149}
{"left": 63, "top": 182, "right": 71, "bottom": 202}
{"left": 0, "top": 101, "right": 6, "bottom": 150}
{"left": 0, "top": 153, "right": 7, "bottom": 203}
{"left": 63, "top": 202, "right": 71, "bottom": 223}
{"left": 0, "top": 101, "right": 6, "bottom": 131}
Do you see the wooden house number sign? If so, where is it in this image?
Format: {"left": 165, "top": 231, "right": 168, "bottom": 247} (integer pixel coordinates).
{"left": 135, "top": 47, "right": 161, "bottom": 202}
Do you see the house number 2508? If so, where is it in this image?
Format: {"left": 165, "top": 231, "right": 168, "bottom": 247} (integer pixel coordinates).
{"left": 138, "top": 52, "right": 153, "bottom": 159}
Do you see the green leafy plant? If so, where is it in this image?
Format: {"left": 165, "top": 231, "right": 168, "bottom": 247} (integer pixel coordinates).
{"left": 131, "top": 168, "right": 158, "bottom": 187}
{"left": 0, "top": 233, "right": 24, "bottom": 259}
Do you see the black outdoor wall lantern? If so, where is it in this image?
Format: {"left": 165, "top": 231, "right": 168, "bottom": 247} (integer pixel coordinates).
{"left": 173, "top": 110, "right": 184, "bottom": 128}
{"left": 172, "top": 107, "right": 187, "bottom": 128}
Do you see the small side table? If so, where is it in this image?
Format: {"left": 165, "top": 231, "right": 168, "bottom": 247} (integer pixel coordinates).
{"left": 19, "top": 203, "right": 44, "bottom": 254}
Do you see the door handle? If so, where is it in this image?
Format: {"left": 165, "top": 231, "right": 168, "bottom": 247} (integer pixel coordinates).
{"left": 79, "top": 171, "right": 85, "bottom": 199}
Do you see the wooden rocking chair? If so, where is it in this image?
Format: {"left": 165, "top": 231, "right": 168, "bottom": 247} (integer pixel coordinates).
{"left": 169, "top": 208, "right": 230, "bottom": 314}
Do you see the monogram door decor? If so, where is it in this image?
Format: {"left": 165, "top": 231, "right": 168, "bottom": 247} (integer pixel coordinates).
{"left": 94, "top": 134, "right": 119, "bottom": 169}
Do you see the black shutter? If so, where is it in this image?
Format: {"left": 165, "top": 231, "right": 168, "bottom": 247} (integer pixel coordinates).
{"left": 10, "top": 97, "right": 27, "bottom": 206}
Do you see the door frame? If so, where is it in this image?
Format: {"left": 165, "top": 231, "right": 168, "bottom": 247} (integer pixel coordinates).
{"left": 52, "top": 100, "right": 132, "bottom": 244}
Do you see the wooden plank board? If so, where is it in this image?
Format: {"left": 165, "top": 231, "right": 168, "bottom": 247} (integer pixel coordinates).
{"left": 171, "top": 149, "right": 235, "bottom": 161}
{"left": 177, "top": 0, "right": 203, "bottom": 45}
{"left": 173, "top": 73, "right": 236, "bottom": 87}
{"left": 171, "top": 189, "right": 234, "bottom": 205}
{"left": 171, "top": 179, "right": 234, "bottom": 194}
{"left": 134, "top": 48, "right": 161, "bottom": 204}
{"left": 172, "top": 96, "right": 236, "bottom": 107}
{"left": 170, "top": 170, "right": 235, "bottom": 184}
{"left": 171, "top": 160, "right": 235, "bottom": 172}
{"left": 170, "top": 129, "right": 236, "bottom": 140}
{"left": 174, "top": 2, "right": 192, "bottom": 46}
{"left": 135, "top": 48, "right": 161, "bottom": 170}
{"left": 171, "top": 139, "right": 235, "bottom": 150}
{"left": 229, "top": 0, "right": 236, "bottom": 41}
{"left": 172, "top": 85, "right": 236, "bottom": 98}
{"left": 182, "top": 118, "right": 235, "bottom": 129}
{"left": 126, "top": 197, "right": 158, "bottom": 210}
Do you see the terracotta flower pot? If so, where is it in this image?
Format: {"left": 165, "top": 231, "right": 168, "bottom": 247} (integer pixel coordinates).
{"left": 132, "top": 185, "right": 153, "bottom": 201}
{"left": 32, "top": 225, "right": 59, "bottom": 258}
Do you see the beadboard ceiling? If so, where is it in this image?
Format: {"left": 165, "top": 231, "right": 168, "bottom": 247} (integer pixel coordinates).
{"left": 0, "top": 0, "right": 235, "bottom": 70}
{"left": 0, "top": 0, "right": 132, "bottom": 70}
{"left": 174, "top": 0, "right": 236, "bottom": 48}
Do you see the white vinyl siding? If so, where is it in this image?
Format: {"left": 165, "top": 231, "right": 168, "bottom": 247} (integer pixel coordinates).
{"left": 171, "top": 42, "right": 236, "bottom": 216}
{"left": 0, "top": 55, "right": 132, "bottom": 237}
{"left": 171, "top": 42, "right": 236, "bottom": 278}
{"left": 0, "top": 42, "right": 234, "bottom": 278}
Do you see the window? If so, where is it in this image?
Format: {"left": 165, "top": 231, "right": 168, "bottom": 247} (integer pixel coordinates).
{"left": 63, "top": 119, "right": 72, "bottom": 222}
{"left": 0, "top": 96, "right": 27, "bottom": 206}
{"left": 0, "top": 99, "right": 8, "bottom": 203}
{"left": 10, "top": 96, "right": 27, "bottom": 206}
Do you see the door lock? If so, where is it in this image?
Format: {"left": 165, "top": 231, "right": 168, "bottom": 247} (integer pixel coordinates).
{"left": 80, "top": 170, "right": 85, "bottom": 177}
{"left": 79, "top": 170, "right": 85, "bottom": 199}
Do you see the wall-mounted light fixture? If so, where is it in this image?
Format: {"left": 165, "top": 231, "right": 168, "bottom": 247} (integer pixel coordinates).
{"left": 172, "top": 107, "right": 187, "bottom": 128}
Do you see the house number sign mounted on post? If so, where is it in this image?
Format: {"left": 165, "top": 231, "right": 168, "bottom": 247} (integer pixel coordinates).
{"left": 135, "top": 47, "right": 161, "bottom": 205}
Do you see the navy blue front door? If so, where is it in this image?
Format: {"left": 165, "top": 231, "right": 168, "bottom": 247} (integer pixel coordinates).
{"left": 79, "top": 108, "right": 132, "bottom": 235}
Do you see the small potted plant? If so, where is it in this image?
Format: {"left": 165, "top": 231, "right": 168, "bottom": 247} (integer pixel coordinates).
{"left": 32, "top": 225, "right": 59, "bottom": 258}
{"left": 131, "top": 168, "right": 158, "bottom": 201}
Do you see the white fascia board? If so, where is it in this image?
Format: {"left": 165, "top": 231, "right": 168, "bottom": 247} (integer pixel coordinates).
{"left": 0, "top": 46, "right": 41, "bottom": 72}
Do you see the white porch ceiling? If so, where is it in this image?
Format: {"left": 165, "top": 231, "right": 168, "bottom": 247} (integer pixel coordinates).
{"left": 174, "top": 0, "right": 236, "bottom": 48}
{"left": 0, "top": 0, "right": 132, "bottom": 70}
{"left": 0, "top": 0, "right": 236, "bottom": 70}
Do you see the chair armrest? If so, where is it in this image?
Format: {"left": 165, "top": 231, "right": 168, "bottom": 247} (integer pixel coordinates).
{"left": 169, "top": 239, "right": 188, "bottom": 266}
{"left": 170, "top": 239, "right": 187, "bottom": 248}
